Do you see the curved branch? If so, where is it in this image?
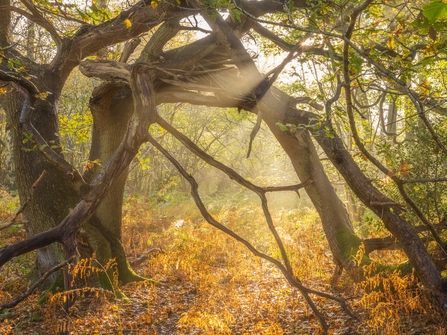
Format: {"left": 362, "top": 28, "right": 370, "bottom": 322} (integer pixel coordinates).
{"left": 246, "top": 109, "right": 262, "bottom": 158}
{"left": 155, "top": 114, "right": 309, "bottom": 195}
{"left": 352, "top": 88, "right": 383, "bottom": 109}
{"left": 0, "top": 69, "right": 39, "bottom": 96}
{"left": 0, "top": 256, "right": 74, "bottom": 312}
{"left": 0, "top": 65, "right": 156, "bottom": 278}
{"left": 52, "top": 1, "right": 191, "bottom": 80}
{"left": 146, "top": 134, "right": 356, "bottom": 332}
{"left": 0, "top": 4, "right": 62, "bottom": 50}
{"left": 17, "top": 88, "right": 87, "bottom": 192}
{"left": 341, "top": 2, "right": 446, "bottom": 253}
{"left": 251, "top": 21, "right": 295, "bottom": 51}
{"left": 0, "top": 170, "right": 45, "bottom": 231}
{"left": 20, "top": 0, "right": 63, "bottom": 50}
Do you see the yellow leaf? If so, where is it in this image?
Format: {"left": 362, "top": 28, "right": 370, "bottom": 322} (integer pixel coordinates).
{"left": 37, "top": 92, "right": 48, "bottom": 100}
{"left": 386, "top": 36, "right": 395, "bottom": 50}
{"left": 124, "top": 19, "right": 132, "bottom": 28}
{"left": 151, "top": 1, "right": 158, "bottom": 8}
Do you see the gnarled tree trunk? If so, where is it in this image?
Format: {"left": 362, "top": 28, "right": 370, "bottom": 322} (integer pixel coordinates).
{"left": 86, "top": 83, "right": 142, "bottom": 283}
{"left": 1, "top": 79, "right": 78, "bottom": 282}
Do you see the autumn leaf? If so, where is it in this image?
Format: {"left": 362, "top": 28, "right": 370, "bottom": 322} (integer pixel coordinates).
{"left": 151, "top": 1, "right": 158, "bottom": 8}
{"left": 123, "top": 19, "right": 132, "bottom": 28}
{"left": 36, "top": 92, "right": 48, "bottom": 100}
{"left": 399, "top": 160, "right": 412, "bottom": 179}
{"left": 386, "top": 36, "right": 395, "bottom": 50}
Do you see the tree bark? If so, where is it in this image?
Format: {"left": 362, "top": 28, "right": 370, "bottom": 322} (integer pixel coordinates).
{"left": 0, "top": 0, "right": 180, "bottom": 286}
{"left": 263, "top": 116, "right": 361, "bottom": 272}
{"left": 86, "top": 83, "right": 143, "bottom": 282}
{"left": 1, "top": 80, "right": 78, "bottom": 280}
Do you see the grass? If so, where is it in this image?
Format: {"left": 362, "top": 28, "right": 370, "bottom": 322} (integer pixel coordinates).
{"left": 0, "top": 190, "right": 445, "bottom": 334}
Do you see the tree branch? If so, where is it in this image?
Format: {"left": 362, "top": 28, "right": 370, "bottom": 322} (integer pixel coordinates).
{"left": 17, "top": 88, "right": 87, "bottom": 192}
{"left": 341, "top": 0, "right": 446, "bottom": 256}
{"left": 119, "top": 38, "right": 141, "bottom": 63}
{"left": 0, "top": 256, "right": 74, "bottom": 312}
{"left": 146, "top": 133, "right": 355, "bottom": 332}
{"left": 0, "top": 170, "right": 45, "bottom": 231}
{"left": 20, "top": 0, "right": 63, "bottom": 51}
{"left": 251, "top": 21, "right": 295, "bottom": 51}
{"left": 0, "top": 65, "right": 156, "bottom": 282}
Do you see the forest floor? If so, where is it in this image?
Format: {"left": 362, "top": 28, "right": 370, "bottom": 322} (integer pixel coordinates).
{"left": 0, "top": 190, "right": 445, "bottom": 334}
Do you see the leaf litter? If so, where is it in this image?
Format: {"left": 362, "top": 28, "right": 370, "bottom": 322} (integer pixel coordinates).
{"left": 0, "top": 194, "right": 445, "bottom": 334}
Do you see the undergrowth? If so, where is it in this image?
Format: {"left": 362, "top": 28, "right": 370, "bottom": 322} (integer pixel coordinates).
{"left": 0, "top": 190, "right": 445, "bottom": 334}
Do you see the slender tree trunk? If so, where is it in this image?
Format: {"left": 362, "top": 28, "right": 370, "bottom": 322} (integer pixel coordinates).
{"left": 316, "top": 129, "right": 447, "bottom": 304}
{"left": 262, "top": 111, "right": 362, "bottom": 278}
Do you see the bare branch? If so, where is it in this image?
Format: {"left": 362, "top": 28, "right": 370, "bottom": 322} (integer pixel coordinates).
{"left": 401, "top": 178, "right": 447, "bottom": 184}
{"left": 0, "top": 4, "right": 62, "bottom": 50}
{"left": 17, "top": 89, "right": 87, "bottom": 192}
{"left": 251, "top": 21, "right": 295, "bottom": 51}
{"left": 119, "top": 38, "right": 141, "bottom": 63}
{"left": 79, "top": 60, "right": 132, "bottom": 84}
{"left": 129, "top": 248, "right": 163, "bottom": 267}
{"left": 246, "top": 109, "right": 262, "bottom": 158}
{"left": 0, "top": 170, "right": 45, "bottom": 231}
{"left": 341, "top": 0, "right": 446, "bottom": 254}
{"left": 146, "top": 134, "right": 355, "bottom": 332}
{"left": 0, "top": 69, "right": 39, "bottom": 96}
{"left": 0, "top": 0, "right": 10, "bottom": 45}
{"left": 139, "top": 17, "right": 181, "bottom": 63}
{"left": 20, "top": 0, "right": 63, "bottom": 50}
{"left": 0, "top": 65, "right": 156, "bottom": 276}
{"left": 0, "top": 256, "right": 74, "bottom": 312}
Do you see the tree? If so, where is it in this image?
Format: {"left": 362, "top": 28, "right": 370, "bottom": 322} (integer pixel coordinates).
{"left": 2, "top": 0, "right": 447, "bottom": 330}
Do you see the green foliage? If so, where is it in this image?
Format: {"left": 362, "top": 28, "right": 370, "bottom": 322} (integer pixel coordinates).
{"left": 422, "top": 1, "right": 447, "bottom": 23}
{"left": 58, "top": 68, "right": 97, "bottom": 169}
{"left": 59, "top": 112, "right": 93, "bottom": 145}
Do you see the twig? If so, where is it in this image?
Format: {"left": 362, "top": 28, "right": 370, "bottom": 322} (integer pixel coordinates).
{"left": 401, "top": 177, "right": 447, "bottom": 184}
{"left": 155, "top": 114, "right": 310, "bottom": 196}
{"left": 246, "top": 109, "right": 262, "bottom": 158}
{"left": 129, "top": 248, "right": 163, "bottom": 266}
{"left": 369, "top": 201, "right": 405, "bottom": 209}
{"left": 0, "top": 171, "right": 46, "bottom": 231}
{"left": 0, "top": 220, "right": 25, "bottom": 232}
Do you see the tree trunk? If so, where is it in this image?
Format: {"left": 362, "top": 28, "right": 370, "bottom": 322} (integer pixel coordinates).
{"left": 86, "top": 83, "right": 142, "bottom": 283}
{"left": 261, "top": 111, "right": 362, "bottom": 278}
{"left": 0, "top": 0, "right": 171, "bottom": 288}
{"left": 1, "top": 82, "right": 78, "bottom": 282}
{"left": 315, "top": 128, "right": 447, "bottom": 304}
